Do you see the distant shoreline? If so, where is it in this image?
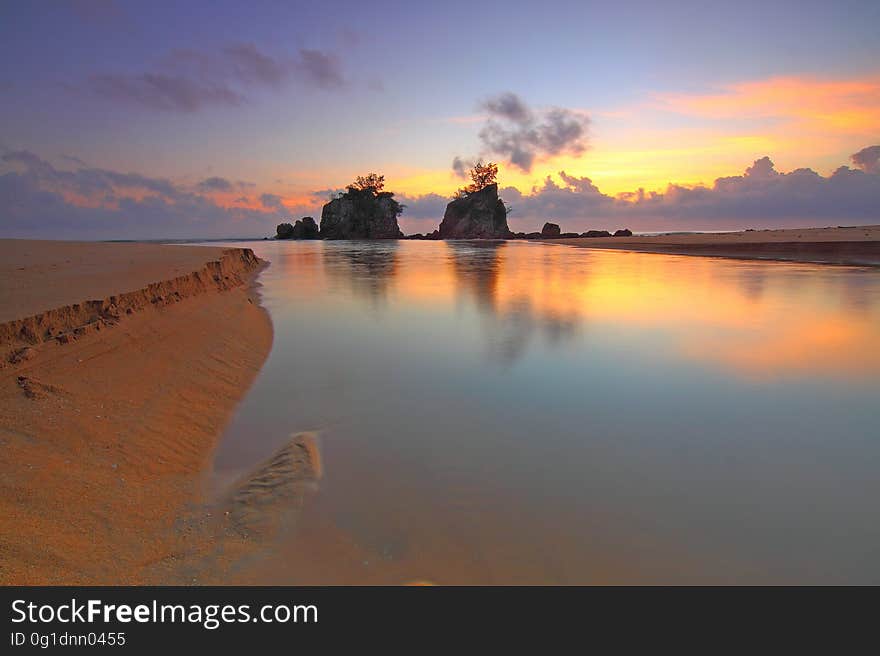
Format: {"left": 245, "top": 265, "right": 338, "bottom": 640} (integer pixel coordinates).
{"left": 538, "top": 225, "right": 880, "bottom": 267}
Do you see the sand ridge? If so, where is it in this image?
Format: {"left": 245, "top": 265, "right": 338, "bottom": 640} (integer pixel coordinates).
{"left": 0, "top": 241, "right": 273, "bottom": 584}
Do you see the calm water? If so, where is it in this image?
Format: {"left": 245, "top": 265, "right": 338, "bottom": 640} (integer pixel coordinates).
{"left": 211, "top": 240, "right": 880, "bottom": 584}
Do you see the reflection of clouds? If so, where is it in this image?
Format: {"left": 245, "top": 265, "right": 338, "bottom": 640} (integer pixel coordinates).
{"left": 444, "top": 241, "right": 582, "bottom": 365}
{"left": 482, "top": 297, "right": 580, "bottom": 365}
{"left": 839, "top": 270, "right": 878, "bottom": 314}
{"left": 263, "top": 239, "right": 880, "bottom": 378}
{"left": 683, "top": 316, "right": 880, "bottom": 380}
{"left": 321, "top": 241, "right": 400, "bottom": 307}
{"left": 735, "top": 266, "right": 766, "bottom": 303}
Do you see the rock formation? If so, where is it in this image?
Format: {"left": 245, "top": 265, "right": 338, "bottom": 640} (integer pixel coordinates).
{"left": 320, "top": 189, "right": 403, "bottom": 239}
{"left": 582, "top": 230, "right": 611, "bottom": 238}
{"left": 542, "top": 222, "right": 561, "bottom": 237}
{"left": 439, "top": 183, "right": 511, "bottom": 239}
{"left": 276, "top": 217, "right": 320, "bottom": 240}
{"left": 614, "top": 228, "right": 633, "bottom": 237}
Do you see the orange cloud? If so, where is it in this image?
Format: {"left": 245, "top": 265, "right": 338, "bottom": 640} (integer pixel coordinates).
{"left": 657, "top": 74, "right": 880, "bottom": 134}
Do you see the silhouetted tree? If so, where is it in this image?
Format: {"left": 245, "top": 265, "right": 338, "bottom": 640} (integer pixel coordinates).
{"left": 454, "top": 161, "right": 499, "bottom": 199}
{"left": 349, "top": 173, "right": 385, "bottom": 195}
{"left": 338, "top": 173, "right": 404, "bottom": 217}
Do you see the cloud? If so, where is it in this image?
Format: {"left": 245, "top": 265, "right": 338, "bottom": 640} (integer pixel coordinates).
{"left": 851, "top": 145, "right": 880, "bottom": 174}
{"left": 497, "top": 147, "right": 880, "bottom": 232}
{"left": 223, "top": 43, "right": 289, "bottom": 86}
{"left": 392, "top": 192, "right": 451, "bottom": 234}
{"left": 60, "top": 154, "right": 88, "bottom": 167}
{"left": 483, "top": 92, "right": 532, "bottom": 123}
{"left": 259, "top": 193, "right": 286, "bottom": 210}
{"left": 296, "top": 49, "right": 344, "bottom": 89}
{"left": 657, "top": 75, "right": 880, "bottom": 135}
{"left": 0, "top": 150, "right": 292, "bottom": 239}
{"left": 451, "top": 156, "right": 474, "bottom": 179}
{"left": 88, "top": 73, "right": 244, "bottom": 112}
{"left": 458, "top": 93, "right": 590, "bottom": 173}
{"left": 88, "top": 43, "right": 348, "bottom": 112}
{"left": 197, "top": 176, "right": 234, "bottom": 192}
{"left": 3, "top": 147, "right": 878, "bottom": 240}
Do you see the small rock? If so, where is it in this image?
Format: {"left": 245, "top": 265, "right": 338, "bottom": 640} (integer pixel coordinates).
{"left": 541, "top": 222, "right": 561, "bottom": 237}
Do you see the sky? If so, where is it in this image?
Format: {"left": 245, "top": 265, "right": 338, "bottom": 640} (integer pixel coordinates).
{"left": 0, "top": 0, "right": 878, "bottom": 238}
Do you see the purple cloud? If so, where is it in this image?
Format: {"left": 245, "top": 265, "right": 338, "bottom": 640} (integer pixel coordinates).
{"left": 0, "top": 150, "right": 290, "bottom": 239}
{"left": 259, "top": 193, "right": 286, "bottom": 210}
{"left": 296, "top": 49, "right": 345, "bottom": 89}
{"left": 87, "top": 43, "right": 348, "bottom": 112}
{"left": 851, "top": 145, "right": 880, "bottom": 174}
{"left": 453, "top": 93, "right": 590, "bottom": 173}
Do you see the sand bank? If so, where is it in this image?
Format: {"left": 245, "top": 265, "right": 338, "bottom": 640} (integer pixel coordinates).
{"left": 0, "top": 240, "right": 273, "bottom": 584}
{"left": 544, "top": 225, "right": 880, "bottom": 266}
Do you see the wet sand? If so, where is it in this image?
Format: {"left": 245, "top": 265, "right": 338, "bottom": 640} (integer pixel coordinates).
{"left": 0, "top": 240, "right": 274, "bottom": 584}
{"left": 544, "top": 225, "right": 880, "bottom": 266}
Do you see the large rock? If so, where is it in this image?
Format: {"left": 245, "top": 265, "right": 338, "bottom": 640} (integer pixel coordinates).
{"left": 439, "top": 183, "right": 510, "bottom": 239}
{"left": 277, "top": 217, "right": 320, "bottom": 240}
{"left": 320, "top": 190, "right": 403, "bottom": 239}
{"left": 276, "top": 222, "right": 294, "bottom": 239}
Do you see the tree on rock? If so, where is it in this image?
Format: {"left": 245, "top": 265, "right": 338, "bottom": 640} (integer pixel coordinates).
{"left": 349, "top": 173, "right": 386, "bottom": 195}
{"left": 454, "top": 161, "right": 499, "bottom": 199}
{"left": 320, "top": 173, "right": 404, "bottom": 239}
{"left": 440, "top": 162, "right": 510, "bottom": 239}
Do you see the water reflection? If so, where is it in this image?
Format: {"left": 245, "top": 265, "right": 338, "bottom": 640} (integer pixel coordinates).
{"left": 212, "top": 240, "right": 880, "bottom": 584}
{"left": 444, "top": 241, "right": 580, "bottom": 364}
{"left": 322, "top": 241, "right": 400, "bottom": 308}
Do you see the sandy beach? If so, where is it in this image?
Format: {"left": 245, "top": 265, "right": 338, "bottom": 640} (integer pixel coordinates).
{"left": 545, "top": 225, "right": 880, "bottom": 266}
{"left": 0, "top": 240, "right": 273, "bottom": 584}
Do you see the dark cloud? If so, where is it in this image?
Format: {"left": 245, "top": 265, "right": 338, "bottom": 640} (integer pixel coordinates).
{"left": 0, "top": 150, "right": 290, "bottom": 239}
{"left": 259, "top": 192, "right": 286, "bottom": 209}
{"left": 197, "top": 176, "right": 233, "bottom": 192}
{"left": 455, "top": 93, "right": 590, "bottom": 173}
{"left": 60, "top": 154, "right": 88, "bottom": 167}
{"left": 88, "top": 72, "right": 244, "bottom": 112}
{"left": 483, "top": 92, "right": 532, "bottom": 123}
{"left": 451, "top": 156, "right": 474, "bottom": 179}
{"left": 223, "top": 43, "right": 288, "bottom": 86}
{"left": 88, "top": 43, "right": 347, "bottom": 112}
{"left": 851, "top": 145, "right": 880, "bottom": 174}
{"left": 296, "top": 49, "right": 344, "bottom": 89}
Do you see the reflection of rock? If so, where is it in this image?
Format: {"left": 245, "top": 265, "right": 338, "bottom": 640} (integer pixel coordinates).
{"left": 445, "top": 241, "right": 505, "bottom": 311}
{"left": 542, "top": 222, "right": 561, "bottom": 237}
{"left": 439, "top": 184, "right": 510, "bottom": 239}
{"left": 277, "top": 217, "right": 319, "bottom": 240}
{"left": 613, "top": 228, "right": 633, "bottom": 237}
{"left": 320, "top": 191, "right": 403, "bottom": 239}
{"left": 324, "top": 241, "right": 400, "bottom": 304}
{"left": 444, "top": 241, "right": 581, "bottom": 365}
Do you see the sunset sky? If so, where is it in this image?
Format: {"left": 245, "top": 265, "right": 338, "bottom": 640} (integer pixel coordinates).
{"left": 1, "top": 0, "right": 878, "bottom": 238}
